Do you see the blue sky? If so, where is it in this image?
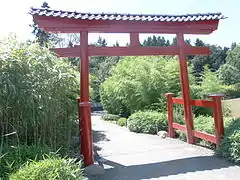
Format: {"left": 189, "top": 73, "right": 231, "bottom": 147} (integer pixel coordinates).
{"left": 0, "top": 0, "right": 239, "bottom": 47}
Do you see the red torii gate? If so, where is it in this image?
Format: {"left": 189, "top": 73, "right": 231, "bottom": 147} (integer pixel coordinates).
{"left": 30, "top": 8, "right": 225, "bottom": 166}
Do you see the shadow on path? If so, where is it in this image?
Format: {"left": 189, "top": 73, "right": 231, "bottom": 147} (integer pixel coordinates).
{"left": 93, "top": 130, "right": 110, "bottom": 143}
{"left": 92, "top": 130, "right": 109, "bottom": 164}
{"left": 98, "top": 156, "right": 234, "bottom": 180}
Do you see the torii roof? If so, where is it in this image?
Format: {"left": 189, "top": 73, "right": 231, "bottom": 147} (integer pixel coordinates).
{"left": 30, "top": 8, "right": 225, "bottom": 22}
{"left": 30, "top": 8, "right": 226, "bottom": 34}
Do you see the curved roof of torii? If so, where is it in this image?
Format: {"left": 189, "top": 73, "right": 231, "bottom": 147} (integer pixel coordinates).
{"left": 30, "top": 8, "right": 226, "bottom": 34}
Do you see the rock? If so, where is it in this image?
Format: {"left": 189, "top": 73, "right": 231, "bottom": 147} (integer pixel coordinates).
{"left": 84, "top": 164, "right": 105, "bottom": 176}
{"left": 157, "top": 131, "right": 168, "bottom": 138}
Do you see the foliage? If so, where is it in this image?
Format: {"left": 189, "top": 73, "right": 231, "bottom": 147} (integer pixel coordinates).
{"left": 174, "top": 115, "right": 215, "bottom": 142}
{"left": 101, "top": 114, "right": 120, "bottom": 121}
{"left": 117, "top": 118, "right": 127, "bottom": 127}
{"left": 90, "top": 37, "right": 120, "bottom": 102}
{"left": 0, "top": 145, "right": 51, "bottom": 179}
{"left": 194, "top": 115, "right": 233, "bottom": 147}
{"left": 142, "top": 35, "right": 170, "bottom": 46}
{"left": 9, "top": 156, "right": 83, "bottom": 180}
{"left": 173, "top": 105, "right": 185, "bottom": 125}
{"left": 101, "top": 56, "right": 231, "bottom": 117}
{"left": 222, "top": 103, "right": 233, "bottom": 117}
{"left": 218, "top": 64, "right": 240, "bottom": 85}
{"left": 190, "top": 40, "right": 229, "bottom": 76}
{"left": 127, "top": 111, "right": 167, "bottom": 134}
{"left": 194, "top": 67, "right": 232, "bottom": 98}
{"left": 0, "top": 37, "right": 79, "bottom": 151}
{"left": 171, "top": 37, "right": 191, "bottom": 46}
{"left": 100, "top": 56, "right": 181, "bottom": 115}
{"left": 194, "top": 115, "right": 215, "bottom": 134}
{"left": 30, "top": 2, "right": 61, "bottom": 47}
{"left": 57, "top": 33, "right": 80, "bottom": 67}
{"left": 190, "top": 66, "right": 233, "bottom": 116}
{"left": 218, "top": 118, "right": 240, "bottom": 164}
{"left": 218, "top": 44, "right": 240, "bottom": 85}
{"left": 174, "top": 113, "right": 234, "bottom": 145}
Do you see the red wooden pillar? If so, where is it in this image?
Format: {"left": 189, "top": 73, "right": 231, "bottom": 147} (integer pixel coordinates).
{"left": 77, "top": 97, "right": 81, "bottom": 139}
{"left": 208, "top": 94, "right": 224, "bottom": 148}
{"left": 165, "top": 93, "right": 175, "bottom": 138}
{"left": 130, "top": 33, "right": 140, "bottom": 46}
{"left": 176, "top": 33, "right": 194, "bottom": 144}
{"left": 79, "top": 31, "right": 94, "bottom": 166}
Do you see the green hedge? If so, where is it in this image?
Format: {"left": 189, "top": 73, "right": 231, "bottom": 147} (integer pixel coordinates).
{"left": 194, "top": 115, "right": 215, "bottom": 134}
{"left": 9, "top": 156, "right": 83, "bottom": 180}
{"left": 127, "top": 111, "right": 167, "bottom": 134}
{"left": 176, "top": 115, "right": 232, "bottom": 142}
{"left": 195, "top": 116, "right": 240, "bottom": 165}
{"left": 174, "top": 113, "right": 240, "bottom": 164}
{"left": 101, "top": 114, "right": 120, "bottom": 121}
{"left": 117, "top": 118, "right": 127, "bottom": 127}
{"left": 218, "top": 118, "right": 240, "bottom": 165}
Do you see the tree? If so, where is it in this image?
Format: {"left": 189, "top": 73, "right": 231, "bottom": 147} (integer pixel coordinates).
{"left": 90, "top": 36, "right": 108, "bottom": 74}
{"left": 189, "top": 38, "right": 229, "bottom": 76}
{"left": 30, "top": 2, "right": 60, "bottom": 47}
{"left": 231, "top": 42, "right": 237, "bottom": 50}
{"left": 113, "top": 41, "right": 120, "bottom": 47}
{"left": 142, "top": 35, "right": 169, "bottom": 46}
{"left": 113, "top": 40, "right": 121, "bottom": 65}
{"left": 56, "top": 33, "right": 80, "bottom": 48}
{"left": 66, "top": 35, "right": 80, "bottom": 67}
{"left": 195, "top": 38, "right": 205, "bottom": 46}
{"left": 218, "top": 44, "right": 240, "bottom": 85}
{"left": 218, "top": 64, "right": 240, "bottom": 85}
{"left": 89, "top": 37, "right": 121, "bottom": 102}
{"left": 171, "top": 37, "right": 191, "bottom": 45}
{"left": 100, "top": 56, "right": 181, "bottom": 115}
{"left": 96, "top": 36, "right": 107, "bottom": 47}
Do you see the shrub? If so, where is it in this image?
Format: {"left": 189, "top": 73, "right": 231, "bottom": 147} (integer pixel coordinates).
{"left": 194, "top": 115, "right": 215, "bottom": 134}
{"left": 9, "top": 156, "right": 83, "bottom": 180}
{"left": 0, "top": 145, "right": 51, "bottom": 179}
{"left": 100, "top": 56, "right": 181, "bottom": 115}
{"left": 169, "top": 114, "right": 240, "bottom": 164}
{"left": 194, "top": 115, "right": 233, "bottom": 135}
{"left": 190, "top": 67, "right": 233, "bottom": 116}
{"left": 173, "top": 105, "right": 185, "bottom": 125}
{"left": 99, "top": 78, "right": 127, "bottom": 115}
{"left": 117, "top": 118, "right": 127, "bottom": 127}
{"left": 218, "top": 118, "right": 240, "bottom": 165}
{"left": 175, "top": 115, "right": 233, "bottom": 147}
{"left": 198, "top": 67, "right": 232, "bottom": 98}
{"left": 101, "top": 114, "right": 120, "bottom": 121}
{"left": 225, "top": 83, "right": 240, "bottom": 98}
{"left": 101, "top": 57, "right": 232, "bottom": 117}
{"left": 127, "top": 111, "right": 167, "bottom": 134}
{"left": 0, "top": 37, "right": 78, "bottom": 151}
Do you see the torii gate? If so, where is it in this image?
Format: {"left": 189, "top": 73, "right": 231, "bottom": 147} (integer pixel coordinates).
{"left": 30, "top": 8, "right": 225, "bottom": 166}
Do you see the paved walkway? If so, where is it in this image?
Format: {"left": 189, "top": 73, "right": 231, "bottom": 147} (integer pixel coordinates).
{"left": 91, "top": 115, "right": 240, "bottom": 180}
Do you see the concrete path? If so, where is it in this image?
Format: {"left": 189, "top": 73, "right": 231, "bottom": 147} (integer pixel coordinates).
{"left": 91, "top": 115, "right": 240, "bottom": 180}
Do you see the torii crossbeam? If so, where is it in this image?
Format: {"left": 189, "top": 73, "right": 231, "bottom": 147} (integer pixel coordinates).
{"left": 30, "top": 8, "right": 225, "bottom": 166}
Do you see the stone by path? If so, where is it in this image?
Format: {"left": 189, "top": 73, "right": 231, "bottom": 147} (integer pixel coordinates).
{"left": 90, "top": 115, "right": 240, "bottom": 180}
